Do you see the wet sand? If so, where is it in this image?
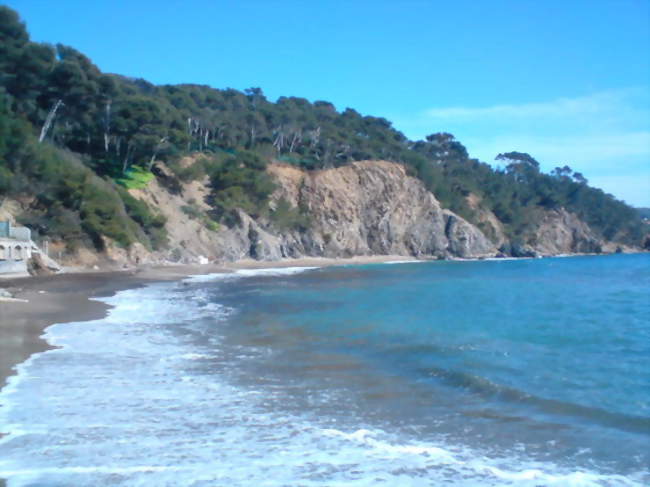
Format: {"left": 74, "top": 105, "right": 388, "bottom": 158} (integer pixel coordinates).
{"left": 0, "top": 255, "right": 413, "bottom": 485}
{"left": 0, "top": 255, "right": 414, "bottom": 388}
{"left": 0, "top": 264, "right": 232, "bottom": 389}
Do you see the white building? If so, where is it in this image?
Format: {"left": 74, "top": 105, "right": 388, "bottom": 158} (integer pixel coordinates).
{"left": 0, "top": 221, "right": 38, "bottom": 277}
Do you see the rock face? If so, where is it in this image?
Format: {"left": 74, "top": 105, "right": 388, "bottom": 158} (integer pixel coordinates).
{"left": 259, "top": 161, "right": 496, "bottom": 260}
{"left": 526, "top": 208, "right": 603, "bottom": 256}
{"left": 132, "top": 160, "right": 498, "bottom": 263}
{"left": 465, "top": 193, "right": 508, "bottom": 248}
{"left": 25, "top": 158, "right": 631, "bottom": 268}
{"left": 129, "top": 170, "right": 223, "bottom": 264}
{"left": 3, "top": 158, "right": 637, "bottom": 270}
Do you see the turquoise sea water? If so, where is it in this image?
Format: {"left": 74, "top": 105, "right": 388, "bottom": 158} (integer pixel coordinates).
{"left": 1, "top": 254, "right": 648, "bottom": 485}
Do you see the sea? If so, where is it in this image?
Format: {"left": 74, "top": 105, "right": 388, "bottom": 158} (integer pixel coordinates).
{"left": 0, "top": 254, "right": 648, "bottom": 486}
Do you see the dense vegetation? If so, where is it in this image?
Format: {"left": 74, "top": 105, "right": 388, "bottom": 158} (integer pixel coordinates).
{"left": 636, "top": 208, "right": 650, "bottom": 220}
{"left": 0, "top": 6, "right": 644, "bottom": 254}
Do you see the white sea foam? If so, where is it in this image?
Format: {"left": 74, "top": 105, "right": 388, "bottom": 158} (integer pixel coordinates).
{"left": 179, "top": 353, "right": 213, "bottom": 360}
{"left": 320, "top": 428, "right": 645, "bottom": 486}
{"left": 0, "top": 279, "right": 646, "bottom": 486}
{"left": 184, "top": 265, "right": 318, "bottom": 283}
{"left": 182, "top": 272, "right": 237, "bottom": 283}
{"left": 482, "top": 256, "right": 530, "bottom": 261}
{"left": 234, "top": 266, "right": 318, "bottom": 276}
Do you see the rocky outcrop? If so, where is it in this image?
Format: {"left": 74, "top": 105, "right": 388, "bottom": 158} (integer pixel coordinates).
{"left": 127, "top": 160, "right": 498, "bottom": 263}
{"left": 5, "top": 157, "right": 641, "bottom": 270}
{"left": 263, "top": 161, "right": 496, "bottom": 259}
{"left": 525, "top": 208, "right": 603, "bottom": 256}
{"left": 4, "top": 158, "right": 639, "bottom": 271}
{"left": 465, "top": 193, "right": 508, "bottom": 248}
{"left": 443, "top": 210, "right": 496, "bottom": 258}
{"left": 26, "top": 251, "right": 61, "bottom": 276}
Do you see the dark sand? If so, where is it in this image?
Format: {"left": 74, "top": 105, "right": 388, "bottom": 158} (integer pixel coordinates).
{"left": 0, "top": 265, "right": 231, "bottom": 485}
{"left": 0, "top": 255, "right": 412, "bottom": 485}
{"left": 0, "top": 255, "right": 411, "bottom": 388}
{"left": 0, "top": 264, "right": 235, "bottom": 389}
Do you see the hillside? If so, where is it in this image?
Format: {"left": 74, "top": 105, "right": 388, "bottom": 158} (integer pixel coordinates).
{"left": 0, "top": 6, "right": 646, "bottom": 269}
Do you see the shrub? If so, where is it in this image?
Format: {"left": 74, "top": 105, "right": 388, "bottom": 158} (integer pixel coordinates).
{"left": 118, "top": 187, "right": 168, "bottom": 249}
{"left": 182, "top": 202, "right": 220, "bottom": 232}
{"left": 270, "top": 197, "right": 311, "bottom": 232}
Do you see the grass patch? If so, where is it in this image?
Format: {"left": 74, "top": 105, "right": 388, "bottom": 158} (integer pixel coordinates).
{"left": 115, "top": 166, "right": 155, "bottom": 190}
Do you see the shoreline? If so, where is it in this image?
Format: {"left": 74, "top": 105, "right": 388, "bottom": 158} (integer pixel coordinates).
{"left": 0, "top": 264, "right": 229, "bottom": 390}
{"left": 0, "top": 253, "right": 647, "bottom": 486}
{"left": 0, "top": 254, "right": 415, "bottom": 390}
{"left": 1, "top": 250, "right": 643, "bottom": 390}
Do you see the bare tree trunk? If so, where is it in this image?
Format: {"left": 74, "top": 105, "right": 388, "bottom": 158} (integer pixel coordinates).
{"left": 187, "top": 118, "right": 193, "bottom": 151}
{"left": 310, "top": 126, "right": 321, "bottom": 148}
{"left": 122, "top": 143, "right": 134, "bottom": 173}
{"left": 289, "top": 131, "right": 301, "bottom": 153}
{"left": 103, "top": 100, "right": 112, "bottom": 153}
{"left": 273, "top": 129, "right": 285, "bottom": 153}
{"left": 148, "top": 137, "right": 168, "bottom": 170}
{"left": 322, "top": 139, "right": 333, "bottom": 168}
{"left": 39, "top": 99, "right": 63, "bottom": 143}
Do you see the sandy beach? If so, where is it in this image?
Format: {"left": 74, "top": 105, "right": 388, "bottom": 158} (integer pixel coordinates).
{"left": 0, "top": 254, "right": 413, "bottom": 486}
{"left": 0, "top": 255, "right": 415, "bottom": 485}
{"left": 0, "top": 265, "right": 216, "bottom": 389}
{"left": 1, "top": 254, "right": 647, "bottom": 486}
{"left": 0, "top": 255, "right": 414, "bottom": 389}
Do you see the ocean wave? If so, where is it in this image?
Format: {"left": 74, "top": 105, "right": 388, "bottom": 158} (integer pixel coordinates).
{"left": 1, "top": 271, "right": 647, "bottom": 486}
{"left": 321, "top": 428, "right": 646, "bottom": 486}
{"left": 184, "top": 265, "right": 318, "bottom": 283}
{"left": 417, "top": 365, "right": 650, "bottom": 435}
{"left": 234, "top": 266, "right": 319, "bottom": 276}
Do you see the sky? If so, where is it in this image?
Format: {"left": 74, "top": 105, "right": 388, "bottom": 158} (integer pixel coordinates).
{"left": 7, "top": 0, "right": 650, "bottom": 206}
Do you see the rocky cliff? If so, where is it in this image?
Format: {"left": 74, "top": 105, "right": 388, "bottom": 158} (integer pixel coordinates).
{"left": 2, "top": 159, "right": 638, "bottom": 271}
{"left": 267, "top": 161, "right": 497, "bottom": 259}
{"left": 521, "top": 208, "right": 637, "bottom": 256}
{"left": 524, "top": 208, "right": 603, "bottom": 255}
{"left": 129, "top": 160, "right": 497, "bottom": 264}
{"left": 114, "top": 159, "right": 641, "bottom": 265}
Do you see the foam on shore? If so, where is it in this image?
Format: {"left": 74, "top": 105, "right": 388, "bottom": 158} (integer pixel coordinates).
{"left": 184, "top": 265, "right": 318, "bottom": 283}
{"left": 0, "top": 274, "right": 647, "bottom": 486}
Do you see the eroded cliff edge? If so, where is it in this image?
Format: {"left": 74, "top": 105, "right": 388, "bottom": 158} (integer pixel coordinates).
{"left": 124, "top": 159, "right": 630, "bottom": 266}
{"left": 3, "top": 158, "right": 637, "bottom": 270}
{"left": 124, "top": 160, "right": 495, "bottom": 263}
{"left": 266, "top": 161, "right": 496, "bottom": 259}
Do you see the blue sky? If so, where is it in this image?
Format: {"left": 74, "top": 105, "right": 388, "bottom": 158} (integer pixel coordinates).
{"left": 7, "top": 0, "right": 650, "bottom": 206}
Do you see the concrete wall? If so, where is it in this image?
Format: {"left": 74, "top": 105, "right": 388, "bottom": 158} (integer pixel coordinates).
{"left": 0, "top": 238, "right": 32, "bottom": 276}
{"left": 0, "top": 240, "right": 31, "bottom": 259}
{"left": 0, "top": 221, "right": 31, "bottom": 241}
{"left": 0, "top": 222, "right": 35, "bottom": 276}
{"left": 0, "top": 259, "right": 28, "bottom": 275}
{"left": 10, "top": 227, "right": 31, "bottom": 241}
